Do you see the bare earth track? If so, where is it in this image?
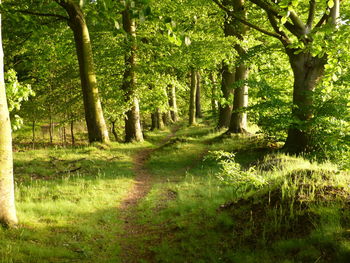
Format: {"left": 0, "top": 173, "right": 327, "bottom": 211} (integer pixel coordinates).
{"left": 118, "top": 127, "right": 180, "bottom": 263}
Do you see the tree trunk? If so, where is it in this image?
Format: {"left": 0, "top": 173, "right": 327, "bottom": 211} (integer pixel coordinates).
{"left": 0, "top": 8, "right": 18, "bottom": 226}
{"left": 122, "top": 6, "right": 143, "bottom": 142}
{"left": 189, "top": 68, "right": 197, "bottom": 126}
{"left": 210, "top": 73, "right": 218, "bottom": 115}
{"left": 157, "top": 108, "right": 165, "bottom": 130}
{"left": 57, "top": 0, "right": 109, "bottom": 143}
{"left": 283, "top": 50, "right": 326, "bottom": 154}
{"left": 49, "top": 110, "right": 53, "bottom": 144}
{"left": 195, "top": 71, "right": 202, "bottom": 118}
{"left": 111, "top": 120, "right": 119, "bottom": 142}
{"left": 217, "top": 63, "right": 234, "bottom": 129}
{"left": 32, "top": 120, "right": 36, "bottom": 147}
{"left": 151, "top": 112, "right": 158, "bottom": 131}
{"left": 168, "top": 85, "right": 178, "bottom": 122}
{"left": 227, "top": 0, "right": 249, "bottom": 134}
{"left": 228, "top": 63, "right": 249, "bottom": 133}
{"left": 70, "top": 120, "right": 75, "bottom": 145}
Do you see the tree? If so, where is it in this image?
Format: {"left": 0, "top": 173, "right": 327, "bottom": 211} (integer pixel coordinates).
{"left": 189, "top": 68, "right": 197, "bottom": 125}
{"left": 0, "top": 2, "right": 18, "bottom": 226}
{"left": 6, "top": 0, "right": 110, "bottom": 143}
{"left": 121, "top": 2, "right": 143, "bottom": 142}
{"left": 56, "top": 0, "right": 109, "bottom": 143}
{"left": 214, "top": 0, "right": 342, "bottom": 153}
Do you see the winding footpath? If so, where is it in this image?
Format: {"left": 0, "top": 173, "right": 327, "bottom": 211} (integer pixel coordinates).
{"left": 118, "top": 127, "right": 180, "bottom": 263}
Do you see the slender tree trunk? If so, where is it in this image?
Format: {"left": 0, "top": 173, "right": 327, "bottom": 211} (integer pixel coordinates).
{"left": 49, "top": 110, "right": 53, "bottom": 144}
{"left": 111, "top": 120, "right": 119, "bottom": 142}
{"left": 210, "top": 73, "right": 218, "bottom": 115}
{"left": 227, "top": 0, "right": 249, "bottom": 134}
{"left": 0, "top": 7, "right": 18, "bottom": 226}
{"left": 217, "top": 63, "right": 234, "bottom": 129}
{"left": 283, "top": 50, "right": 326, "bottom": 153}
{"left": 70, "top": 120, "right": 75, "bottom": 145}
{"left": 57, "top": 0, "right": 109, "bottom": 143}
{"left": 32, "top": 120, "right": 36, "bottom": 147}
{"left": 122, "top": 6, "right": 143, "bottom": 142}
{"left": 189, "top": 68, "right": 197, "bottom": 126}
{"left": 168, "top": 85, "right": 179, "bottom": 122}
{"left": 195, "top": 71, "right": 202, "bottom": 118}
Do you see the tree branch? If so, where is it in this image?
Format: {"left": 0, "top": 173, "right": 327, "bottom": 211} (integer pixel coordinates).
{"left": 306, "top": 0, "right": 316, "bottom": 29}
{"left": 267, "top": 12, "right": 290, "bottom": 45}
{"left": 315, "top": 13, "right": 329, "bottom": 28}
{"left": 212, "top": 0, "right": 282, "bottom": 40}
{"left": 16, "top": 10, "right": 68, "bottom": 21}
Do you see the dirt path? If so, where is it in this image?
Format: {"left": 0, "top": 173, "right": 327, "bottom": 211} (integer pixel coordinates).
{"left": 118, "top": 127, "right": 180, "bottom": 263}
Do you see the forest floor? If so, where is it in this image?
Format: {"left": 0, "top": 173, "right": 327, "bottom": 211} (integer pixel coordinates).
{"left": 1, "top": 120, "right": 350, "bottom": 263}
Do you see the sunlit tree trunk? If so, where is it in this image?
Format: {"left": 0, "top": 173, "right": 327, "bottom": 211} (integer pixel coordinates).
{"left": 189, "top": 68, "right": 197, "bottom": 125}
{"left": 168, "top": 85, "right": 179, "bottom": 122}
{"left": 122, "top": 6, "right": 143, "bottom": 142}
{"left": 227, "top": 0, "right": 249, "bottom": 134}
{"left": 157, "top": 108, "right": 165, "bottom": 130}
{"left": 0, "top": 6, "right": 18, "bottom": 226}
{"left": 195, "top": 71, "right": 202, "bottom": 118}
{"left": 57, "top": 0, "right": 109, "bottom": 143}
{"left": 210, "top": 73, "right": 218, "bottom": 115}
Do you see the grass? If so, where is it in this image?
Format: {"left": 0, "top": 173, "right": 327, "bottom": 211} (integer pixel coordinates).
{"left": 2, "top": 120, "right": 350, "bottom": 262}
{"left": 1, "top": 129, "right": 160, "bottom": 263}
{"left": 138, "top": 121, "right": 350, "bottom": 263}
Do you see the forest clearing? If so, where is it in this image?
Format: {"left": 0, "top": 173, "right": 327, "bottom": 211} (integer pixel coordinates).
{"left": 1, "top": 0, "right": 350, "bottom": 262}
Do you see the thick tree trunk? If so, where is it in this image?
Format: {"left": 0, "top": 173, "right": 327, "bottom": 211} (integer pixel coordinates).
{"left": 157, "top": 108, "right": 165, "bottom": 130}
{"left": 122, "top": 7, "right": 143, "bottom": 142}
{"left": 217, "top": 63, "right": 235, "bottom": 129}
{"left": 58, "top": 0, "right": 109, "bottom": 143}
{"left": 228, "top": 63, "right": 249, "bottom": 133}
{"left": 189, "top": 68, "right": 197, "bottom": 125}
{"left": 0, "top": 9, "right": 18, "bottom": 226}
{"left": 283, "top": 50, "right": 326, "bottom": 154}
{"left": 151, "top": 113, "right": 158, "bottom": 131}
{"left": 195, "top": 71, "right": 202, "bottom": 118}
{"left": 227, "top": 0, "right": 249, "bottom": 134}
{"left": 168, "top": 85, "right": 179, "bottom": 122}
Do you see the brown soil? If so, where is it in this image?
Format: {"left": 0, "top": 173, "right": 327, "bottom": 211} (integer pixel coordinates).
{"left": 118, "top": 127, "right": 180, "bottom": 263}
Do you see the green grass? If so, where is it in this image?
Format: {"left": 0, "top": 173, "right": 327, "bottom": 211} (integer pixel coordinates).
{"left": 138, "top": 121, "right": 350, "bottom": 263}
{"left": 3, "top": 121, "right": 350, "bottom": 262}
{"left": 1, "top": 135, "right": 157, "bottom": 262}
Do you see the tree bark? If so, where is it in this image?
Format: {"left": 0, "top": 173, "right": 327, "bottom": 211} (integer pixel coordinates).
{"left": 227, "top": 0, "right": 249, "bottom": 134}
{"left": 210, "top": 73, "right": 218, "bottom": 115}
{"left": 168, "top": 85, "right": 179, "bottom": 122}
{"left": 283, "top": 49, "right": 326, "bottom": 153}
{"left": 217, "top": 63, "right": 234, "bottom": 129}
{"left": 57, "top": 0, "right": 109, "bottom": 143}
{"left": 189, "top": 68, "right": 197, "bottom": 126}
{"left": 122, "top": 6, "right": 143, "bottom": 142}
{"left": 70, "top": 120, "right": 75, "bottom": 145}
{"left": 157, "top": 108, "right": 165, "bottom": 130}
{"left": 195, "top": 71, "right": 202, "bottom": 118}
{"left": 0, "top": 7, "right": 18, "bottom": 226}
{"left": 151, "top": 112, "right": 158, "bottom": 131}
{"left": 111, "top": 120, "right": 119, "bottom": 142}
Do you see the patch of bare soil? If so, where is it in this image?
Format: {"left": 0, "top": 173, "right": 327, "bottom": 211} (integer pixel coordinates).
{"left": 118, "top": 127, "right": 180, "bottom": 263}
